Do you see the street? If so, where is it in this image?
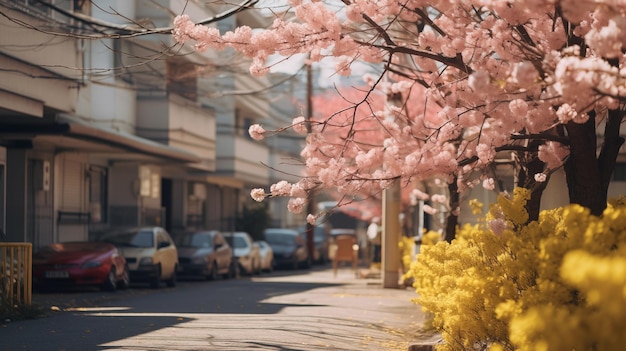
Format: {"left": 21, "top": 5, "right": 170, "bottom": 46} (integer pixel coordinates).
{"left": 0, "top": 267, "right": 428, "bottom": 351}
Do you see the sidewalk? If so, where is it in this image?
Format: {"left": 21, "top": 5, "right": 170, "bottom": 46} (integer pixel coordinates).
{"left": 24, "top": 265, "right": 441, "bottom": 351}
{"left": 319, "top": 265, "right": 442, "bottom": 350}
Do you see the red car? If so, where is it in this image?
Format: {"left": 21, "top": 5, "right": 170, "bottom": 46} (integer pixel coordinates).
{"left": 33, "top": 241, "right": 130, "bottom": 291}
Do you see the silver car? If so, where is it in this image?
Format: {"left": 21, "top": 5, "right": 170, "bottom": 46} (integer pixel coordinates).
{"left": 256, "top": 240, "right": 275, "bottom": 273}
{"left": 223, "top": 232, "right": 261, "bottom": 275}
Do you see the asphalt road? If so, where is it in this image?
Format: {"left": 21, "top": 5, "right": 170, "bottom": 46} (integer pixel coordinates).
{"left": 0, "top": 266, "right": 430, "bottom": 351}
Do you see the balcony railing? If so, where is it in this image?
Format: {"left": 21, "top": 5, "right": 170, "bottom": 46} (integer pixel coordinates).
{"left": 0, "top": 243, "right": 32, "bottom": 307}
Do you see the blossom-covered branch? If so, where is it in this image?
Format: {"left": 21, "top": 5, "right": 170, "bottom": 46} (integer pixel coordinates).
{"left": 174, "top": 0, "right": 626, "bottom": 217}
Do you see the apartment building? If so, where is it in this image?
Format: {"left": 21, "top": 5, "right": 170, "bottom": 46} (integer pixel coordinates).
{"left": 0, "top": 0, "right": 303, "bottom": 248}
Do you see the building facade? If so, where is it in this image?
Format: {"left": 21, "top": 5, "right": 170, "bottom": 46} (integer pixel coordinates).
{"left": 0, "top": 0, "right": 303, "bottom": 248}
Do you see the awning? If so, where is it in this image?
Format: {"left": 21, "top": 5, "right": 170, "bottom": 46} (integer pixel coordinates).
{"left": 0, "top": 114, "right": 201, "bottom": 164}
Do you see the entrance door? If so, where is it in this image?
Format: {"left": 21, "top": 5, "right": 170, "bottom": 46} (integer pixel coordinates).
{"left": 27, "top": 159, "right": 53, "bottom": 248}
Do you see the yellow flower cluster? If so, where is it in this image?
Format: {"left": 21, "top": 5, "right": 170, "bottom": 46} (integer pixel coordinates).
{"left": 399, "top": 235, "right": 415, "bottom": 273}
{"left": 406, "top": 188, "right": 626, "bottom": 351}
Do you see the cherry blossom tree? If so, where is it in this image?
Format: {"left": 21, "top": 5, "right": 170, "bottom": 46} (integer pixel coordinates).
{"left": 173, "top": 0, "right": 626, "bottom": 225}
{"left": 310, "top": 86, "right": 453, "bottom": 231}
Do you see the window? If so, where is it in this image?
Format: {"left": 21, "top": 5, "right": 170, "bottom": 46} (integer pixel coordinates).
{"left": 235, "top": 112, "right": 255, "bottom": 138}
{"left": 88, "top": 166, "right": 108, "bottom": 224}
{"left": 613, "top": 163, "right": 626, "bottom": 181}
{"left": 243, "top": 117, "right": 254, "bottom": 138}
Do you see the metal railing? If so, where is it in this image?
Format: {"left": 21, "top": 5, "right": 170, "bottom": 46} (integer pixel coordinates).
{"left": 0, "top": 243, "right": 32, "bottom": 306}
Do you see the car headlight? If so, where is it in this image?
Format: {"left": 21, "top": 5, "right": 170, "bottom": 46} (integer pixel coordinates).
{"left": 81, "top": 261, "right": 102, "bottom": 269}
{"left": 192, "top": 256, "right": 207, "bottom": 264}
{"left": 138, "top": 257, "right": 154, "bottom": 266}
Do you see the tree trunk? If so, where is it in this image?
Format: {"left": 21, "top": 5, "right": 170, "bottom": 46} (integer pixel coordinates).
{"left": 444, "top": 180, "right": 459, "bottom": 243}
{"left": 564, "top": 110, "right": 623, "bottom": 216}
{"left": 522, "top": 158, "right": 548, "bottom": 222}
{"left": 516, "top": 140, "right": 548, "bottom": 222}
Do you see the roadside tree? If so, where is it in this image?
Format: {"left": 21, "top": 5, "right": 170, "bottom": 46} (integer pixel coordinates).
{"left": 172, "top": 2, "right": 626, "bottom": 349}
{"left": 173, "top": 0, "right": 626, "bottom": 226}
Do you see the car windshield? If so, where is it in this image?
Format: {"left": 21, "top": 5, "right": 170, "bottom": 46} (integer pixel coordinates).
{"left": 265, "top": 233, "right": 296, "bottom": 246}
{"left": 101, "top": 230, "right": 154, "bottom": 248}
{"left": 176, "top": 233, "right": 213, "bottom": 248}
{"left": 232, "top": 236, "right": 248, "bottom": 249}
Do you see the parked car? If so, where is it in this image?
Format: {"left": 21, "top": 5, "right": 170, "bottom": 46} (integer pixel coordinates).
{"left": 256, "top": 240, "right": 274, "bottom": 273}
{"left": 264, "top": 228, "right": 310, "bottom": 270}
{"left": 174, "top": 231, "right": 236, "bottom": 280}
{"left": 223, "top": 232, "right": 261, "bottom": 275}
{"left": 298, "top": 224, "right": 331, "bottom": 264}
{"left": 32, "top": 241, "right": 129, "bottom": 291}
{"left": 99, "top": 227, "right": 178, "bottom": 289}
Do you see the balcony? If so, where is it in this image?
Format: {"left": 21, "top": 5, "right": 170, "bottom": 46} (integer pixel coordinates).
{"left": 0, "top": 5, "right": 81, "bottom": 118}
{"left": 137, "top": 94, "right": 216, "bottom": 171}
{"left": 216, "top": 135, "right": 269, "bottom": 185}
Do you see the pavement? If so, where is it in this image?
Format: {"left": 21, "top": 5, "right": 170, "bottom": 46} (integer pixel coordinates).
{"left": 7, "top": 265, "right": 442, "bottom": 351}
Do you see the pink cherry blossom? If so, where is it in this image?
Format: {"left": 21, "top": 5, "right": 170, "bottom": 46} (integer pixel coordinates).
{"left": 534, "top": 173, "right": 547, "bottom": 183}
{"left": 423, "top": 204, "right": 439, "bottom": 216}
{"left": 538, "top": 142, "right": 570, "bottom": 170}
{"left": 287, "top": 197, "right": 306, "bottom": 213}
{"left": 489, "top": 218, "right": 508, "bottom": 237}
{"left": 173, "top": 0, "right": 626, "bottom": 219}
{"left": 412, "top": 188, "right": 430, "bottom": 201}
{"left": 291, "top": 116, "right": 308, "bottom": 135}
{"left": 251, "top": 188, "right": 266, "bottom": 202}
{"left": 270, "top": 181, "right": 292, "bottom": 196}
{"left": 248, "top": 124, "right": 266, "bottom": 141}
{"left": 483, "top": 178, "right": 496, "bottom": 191}
{"left": 430, "top": 194, "right": 448, "bottom": 204}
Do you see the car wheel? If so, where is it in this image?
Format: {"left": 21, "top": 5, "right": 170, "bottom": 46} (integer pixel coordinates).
{"left": 267, "top": 260, "right": 274, "bottom": 273}
{"left": 102, "top": 267, "right": 117, "bottom": 292}
{"left": 240, "top": 262, "right": 250, "bottom": 276}
{"left": 208, "top": 262, "right": 219, "bottom": 281}
{"left": 254, "top": 259, "right": 261, "bottom": 275}
{"left": 150, "top": 265, "right": 162, "bottom": 289}
{"left": 234, "top": 261, "right": 242, "bottom": 278}
{"left": 166, "top": 265, "right": 177, "bottom": 287}
{"left": 227, "top": 260, "right": 239, "bottom": 279}
{"left": 117, "top": 265, "right": 130, "bottom": 290}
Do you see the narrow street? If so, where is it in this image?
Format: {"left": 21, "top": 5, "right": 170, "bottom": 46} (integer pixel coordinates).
{"left": 0, "top": 267, "right": 429, "bottom": 351}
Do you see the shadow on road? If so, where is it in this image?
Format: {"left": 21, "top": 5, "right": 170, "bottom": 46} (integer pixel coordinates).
{"left": 1, "top": 268, "right": 360, "bottom": 351}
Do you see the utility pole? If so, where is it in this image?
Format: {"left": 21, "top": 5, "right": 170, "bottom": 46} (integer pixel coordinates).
{"left": 305, "top": 61, "right": 315, "bottom": 262}
{"left": 382, "top": 179, "right": 401, "bottom": 288}
{"left": 382, "top": 91, "right": 403, "bottom": 289}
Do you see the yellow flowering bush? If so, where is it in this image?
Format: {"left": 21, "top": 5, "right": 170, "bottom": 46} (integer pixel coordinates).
{"left": 399, "top": 235, "right": 415, "bottom": 273}
{"left": 406, "top": 189, "right": 626, "bottom": 351}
